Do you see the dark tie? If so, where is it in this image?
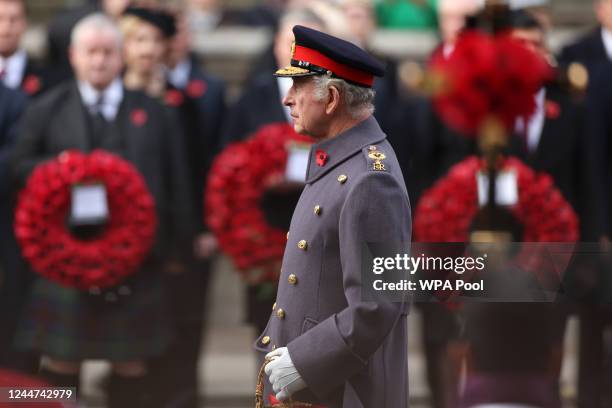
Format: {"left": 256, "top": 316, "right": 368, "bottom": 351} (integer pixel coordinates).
{"left": 89, "top": 97, "right": 108, "bottom": 148}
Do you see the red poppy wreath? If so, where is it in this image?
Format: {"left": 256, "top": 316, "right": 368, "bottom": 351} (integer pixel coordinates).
{"left": 414, "top": 156, "right": 579, "bottom": 243}
{"left": 430, "top": 31, "right": 553, "bottom": 136}
{"left": 205, "top": 123, "right": 312, "bottom": 283}
{"left": 14, "top": 150, "right": 157, "bottom": 290}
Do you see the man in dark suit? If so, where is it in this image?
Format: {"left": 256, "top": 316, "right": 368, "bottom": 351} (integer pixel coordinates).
{"left": 507, "top": 11, "right": 605, "bottom": 408}
{"left": 588, "top": 62, "right": 612, "bottom": 242}
{"left": 558, "top": 0, "right": 612, "bottom": 67}
{"left": 508, "top": 10, "right": 603, "bottom": 244}
{"left": 0, "top": 83, "right": 28, "bottom": 370}
{"left": 0, "top": 0, "right": 48, "bottom": 97}
{"left": 579, "top": 61, "right": 612, "bottom": 408}
{"left": 145, "top": 12, "right": 226, "bottom": 408}
{"left": 11, "top": 13, "right": 193, "bottom": 407}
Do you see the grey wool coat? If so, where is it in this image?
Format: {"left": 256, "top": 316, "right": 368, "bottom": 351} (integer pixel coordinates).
{"left": 254, "top": 116, "right": 412, "bottom": 407}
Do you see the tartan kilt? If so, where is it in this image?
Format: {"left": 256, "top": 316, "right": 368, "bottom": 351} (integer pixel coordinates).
{"left": 14, "top": 267, "right": 173, "bottom": 361}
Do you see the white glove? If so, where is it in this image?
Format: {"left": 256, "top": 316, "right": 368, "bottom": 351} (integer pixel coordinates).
{"left": 264, "top": 347, "right": 307, "bottom": 402}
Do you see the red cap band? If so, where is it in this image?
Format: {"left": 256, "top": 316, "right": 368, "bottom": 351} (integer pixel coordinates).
{"left": 293, "top": 45, "right": 375, "bottom": 87}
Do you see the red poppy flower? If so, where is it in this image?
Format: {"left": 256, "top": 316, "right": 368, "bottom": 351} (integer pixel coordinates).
{"left": 14, "top": 150, "right": 157, "bottom": 290}
{"left": 22, "top": 75, "right": 41, "bottom": 95}
{"left": 315, "top": 149, "right": 329, "bottom": 166}
{"left": 130, "top": 108, "right": 148, "bottom": 127}
{"left": 186, "top": 79, "right": 207, "bottom": 98}
{"left": 165, "top": 89, "right": 184, "bottom": 107}
{"left": 545, "top": 100, "right": 561, "bottom": 119}
{"left": 205, "top": 123, "right": 313, "bottom": 283}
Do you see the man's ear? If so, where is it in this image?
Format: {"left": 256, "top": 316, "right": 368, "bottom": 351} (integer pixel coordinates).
{"left": 325, "top": 85, "right": 341, "bottom": 115}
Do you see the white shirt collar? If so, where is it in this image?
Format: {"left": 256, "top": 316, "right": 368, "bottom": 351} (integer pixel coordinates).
{"left": 77, "top": 78, "right": 124, "bottom": 121}
{"left": 515, "top": 88, "right": 546, "bottom": 153}
{"left": 276, "top": 77, "right": 293, "bottom": 123}
{"left": 0, "top": 49, "right": 27, "bottom": 90}
{"left": 168, "top": 58, "right": 192, "bottom": 89}
{"left": 601, "top": 27, "right": 612, "bottom": 61}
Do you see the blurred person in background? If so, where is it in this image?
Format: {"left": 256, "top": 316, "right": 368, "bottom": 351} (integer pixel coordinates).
{"left": 509, "top": 0, "right": 551, "bottom": 30}
{"left": 584, "top": 58, "right": 612, "bottom": 408}
{"left": 433, "top": 0, "right": 481, "bottom": 60}
{"left": 508, "top": 9, "right": 606, "bottom": 406}
{"left": 0, "top": 83, "right": 28, "bottom": 370}
{"left": 393, "top": 1, "right": 479, "bottom": 406}
{"left": 145, "top": 9, "right": 226, "bottom": 408}
{"left": 452, "top": 9, "right": 604, "bottom": 408}
{"left": 46, "top": 0, "right": 156, "bottom": 87}
{"left": 558, "top": 0, "right": 612, "bottom": 68}
{"left": 338, "top": 0, "right": 397, "bottom": 137}
{"left": 375, "top": 0, "right": 438, "bottom": 30}
{"left": 508, "top": 9, "right": 603, "bottom": 262}
{"left": 10, "top": 13, "right": 193, "bottom": 407}
{"left": 120, "top": 6, "right": 175, "bottom": 98}
{"left": 0, "top": 0, "right": 48, "bottom": 97}
{"left": 0, "top": 0, "right": 40, "bottom": 375}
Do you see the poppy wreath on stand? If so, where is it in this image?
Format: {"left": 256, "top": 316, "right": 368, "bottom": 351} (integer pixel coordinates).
{"left": 414, "top": 156, "right": 579, "bottom": 243}
{"left": 414, "top": 156, "right": 579, "bottom": 303}
{"left": 205, "top": 123, "right": 313, "bottom": 283}
{"left": 14, "top": 150, "right": 157, "bottom": 290}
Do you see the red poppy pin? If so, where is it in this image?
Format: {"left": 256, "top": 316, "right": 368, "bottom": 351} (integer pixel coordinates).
{"left": 165, "top": 89, "right": 184, "bottom": 107}
{"left": 130, "top": 108, "right": 148, "bottom": 127}
{"left": 186, "top": 79, "right": 207, "bottom": 98}
{"left": 22, "top": 75, "right": 41, "bottom": 95}
{"left": 545, "top": 100, "right": 560, "bottom": 120}
{"left": 315, "top": 149, "right": 328, "bottom": 167}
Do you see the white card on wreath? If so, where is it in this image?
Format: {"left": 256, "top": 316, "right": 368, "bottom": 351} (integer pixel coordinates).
{"left": 71, "top": 183, "right": 109, "bottom": 224}
{"left": 285, "top": 143, "right": 310, "bottom": 183}
{"left": 477, "top": 170, "right": 518, "bottom": 207}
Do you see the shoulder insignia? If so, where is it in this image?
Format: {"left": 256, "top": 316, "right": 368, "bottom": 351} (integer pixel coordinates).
{"left": 365, "top": 146, "right": 388, "bottom": 172}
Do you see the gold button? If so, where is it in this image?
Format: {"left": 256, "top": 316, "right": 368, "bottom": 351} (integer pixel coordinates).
{"left": 277, "top": 308, "right": 285, "bottom": 319}
{"left": 262, "top": 336, "right": 270, "bottom": 345}
{"left": 272, "top": 302, "right": 277, "bottom": 310}
{"left": 369, "top": 145, "right": 377, "bottom": 151}
{"left": 298, "top": 240, "right": 308, "bottom": 250}
{"left": 288, "top": 274, "right": 298, "bottom": 285}
{"left": 286, "top": 231, "right": 289, "bottom": 240}
{"left": 314, "top": 205, "right": 322, "bottom": 215}
{"left": 337, "top": 174, "right": 348, "bottom": 184}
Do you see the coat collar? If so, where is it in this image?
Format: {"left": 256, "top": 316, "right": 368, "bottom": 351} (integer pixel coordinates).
{"left": 305, "top": 115, "right": 386, "bottom": 184}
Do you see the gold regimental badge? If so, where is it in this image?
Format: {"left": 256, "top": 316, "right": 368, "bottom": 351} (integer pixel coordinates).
{"left": 368, "top": 151, "right": 386, "bottom": 171}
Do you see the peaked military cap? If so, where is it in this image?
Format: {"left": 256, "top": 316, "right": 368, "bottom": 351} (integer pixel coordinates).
{"left": 275, "top": 25, "right": 385, "bottom": 88}
{"left": 123, "top": 6, "right": 177, "bottom": 38}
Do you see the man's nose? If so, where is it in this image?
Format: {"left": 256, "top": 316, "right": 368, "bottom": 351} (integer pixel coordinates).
{"left": 282, "top": 86, "right": 294, "bottom": 107}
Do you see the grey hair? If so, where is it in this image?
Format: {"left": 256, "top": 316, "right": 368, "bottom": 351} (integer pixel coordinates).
{"left": 312, "top": 75, "right": 376, "bottom": 119}
{"left": 71, "top": 13, "right": 123, "bottom": 48}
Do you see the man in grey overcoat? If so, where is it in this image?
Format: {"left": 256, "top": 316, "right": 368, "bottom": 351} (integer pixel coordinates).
{"left": 256, "top": 25, "right": 411, "bottom": 408}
